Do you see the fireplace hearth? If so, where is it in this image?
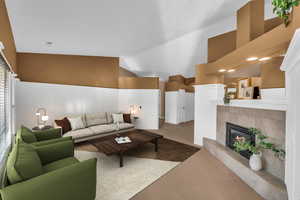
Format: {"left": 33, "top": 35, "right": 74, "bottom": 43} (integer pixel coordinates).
{"left": 226, "top": 123, "right": 255, "bottom": 159}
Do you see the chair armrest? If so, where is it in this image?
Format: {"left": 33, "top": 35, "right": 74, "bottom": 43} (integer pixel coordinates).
{"left": 0, "top": 159, "right": 97, "bottom": 200}
{"left": 33, "top": 128, "right": 61, "bottom": 141}
{"left": 34, "top": 140, "right": 74, "bottom": 165}
{"left": 31, "top": 136, "right": 72, "bottom": 147}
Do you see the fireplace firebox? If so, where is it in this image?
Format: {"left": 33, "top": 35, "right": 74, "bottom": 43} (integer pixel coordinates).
{"left": 226, "top": 123, "right": 255, "bottom": 159}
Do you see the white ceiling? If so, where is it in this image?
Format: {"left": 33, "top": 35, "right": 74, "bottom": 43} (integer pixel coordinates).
{"left": 5, "top": 0, "right": 249, "bottom": 57}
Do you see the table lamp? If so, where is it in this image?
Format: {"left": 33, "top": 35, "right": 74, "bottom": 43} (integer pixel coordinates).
{"left": 36, "top": 108, "right": 49, "bottom": 128}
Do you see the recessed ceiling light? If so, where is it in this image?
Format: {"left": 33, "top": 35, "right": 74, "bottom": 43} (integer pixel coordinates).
{"left": 246, "top": 57, "right": 258, "bottom": 61}
{"left": 259, "top": 57, "right": 271, "bottom": 61}
{"left": 218, "top": 69, "right": 226, "bottom": 72}
{"left": 228, "top": 69, "right": 235, "bottom": 72}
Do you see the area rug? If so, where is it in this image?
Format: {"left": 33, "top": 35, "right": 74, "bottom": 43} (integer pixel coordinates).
{"left": 75, "top": 150, "right": 179, "bottom": 200}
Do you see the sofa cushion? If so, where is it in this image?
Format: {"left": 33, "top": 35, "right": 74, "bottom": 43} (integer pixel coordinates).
{"left": 43, "top": 157, "right": 79, "bottom": 173}
{"left": 89, "top": 124, "right": 115, "bottom": 135}
{"left": 18, "top": 126, "right": 37, "bottom": 143}
{"left": 54, "top": 117, "right": 71, "bottom": 134}
{"left": 68, "top": 116, "right": 85, "bottom": 131}
{"left": 85, "top": 112, "right": 107, "bottom": 127}
{"left": 106, "top": 112, "right": 113, "bottom": 124}
{"left": 63, "top": 128, "right": 94, "bottom": 139}
{"left": 7, "top": 141, "right": 43, "bottom": 184}
{"left": 118, "top": 123, "right": 135, "bottom": 130}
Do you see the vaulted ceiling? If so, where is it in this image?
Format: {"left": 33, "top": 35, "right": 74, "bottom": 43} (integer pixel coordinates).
{"left": 6, "top": 0, "right": 249, "bottom": 57}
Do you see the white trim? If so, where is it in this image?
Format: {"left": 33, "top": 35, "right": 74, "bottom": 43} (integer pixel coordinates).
{"left": 0, "top": 48, "right": 14, "bottom": 73}
{"left": 278, "top": 28, "right": 300, "bottom": 200}
{"left": 281, "top": 28, "right": 300, "bottom": 72}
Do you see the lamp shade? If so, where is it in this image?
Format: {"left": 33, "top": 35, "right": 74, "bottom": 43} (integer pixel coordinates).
{"left": 41, "top": 115, "right": 49, "bottom": 121}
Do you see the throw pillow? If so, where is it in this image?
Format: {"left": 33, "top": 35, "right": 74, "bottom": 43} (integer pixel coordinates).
{"left": 106, "top": 112, "right": 113, "bottom": 124}
{"left": 123, "top": 114, "right": 131, "bottom": 123}
{"left": 19, "top": 126, "right": 37, "bottom": 143}
{"left": 67, "top": 116, "right": 85, "bottom": 130}
{"left": 7, "top": 141, "right": 43, "bottom": 184}
{"left": 55, "top": 117, "right": 71, "bottom": 134}
{"left": 112, "top": 113, "right": 124, "bottom": 124}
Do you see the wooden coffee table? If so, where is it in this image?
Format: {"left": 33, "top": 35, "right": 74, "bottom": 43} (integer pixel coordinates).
{"left": 89, "top": 130, "right": 163, "bottom": 167}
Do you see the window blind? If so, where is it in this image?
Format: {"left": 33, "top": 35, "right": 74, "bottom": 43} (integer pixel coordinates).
{"left": 0, "top": 54, "right": 12, "bottom": 188}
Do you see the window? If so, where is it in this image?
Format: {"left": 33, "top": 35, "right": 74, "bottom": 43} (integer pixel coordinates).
{"left": 0, "top": 54, "right": 12, "bottom": 187}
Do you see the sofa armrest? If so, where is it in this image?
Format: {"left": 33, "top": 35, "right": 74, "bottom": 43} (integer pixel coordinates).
{"left": 33, "top": 128, "right": 62, "bottom": 141}
{"left": 34, "top": 140, "right": 74, "bottom": 165}
{"left": 0, "top": 159, "right": 97, "bottom": 200}
{"left": 31, "top": 136, "right": 72, "bottom": 147}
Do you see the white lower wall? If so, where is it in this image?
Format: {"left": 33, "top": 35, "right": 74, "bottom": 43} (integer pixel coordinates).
{"left": 194, "top": 84, "right": 224, "bottom": 146}
{"left": 118, "top": 89, "right": 160, "bottom": 130}
{"left": 16, "top": 81, "right": 119, "bottom": 128}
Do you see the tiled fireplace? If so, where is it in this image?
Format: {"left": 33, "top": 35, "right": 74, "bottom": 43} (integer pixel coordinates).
{"left": 217, "top": 105, "right": 286, "bottom": 181}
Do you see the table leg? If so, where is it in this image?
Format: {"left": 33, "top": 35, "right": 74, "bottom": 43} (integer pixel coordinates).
{"left": 119, "top": 152, "right": 124, "bottom": 167}
{"left": 155, "top": 138, "right": 159, "bottom": 152}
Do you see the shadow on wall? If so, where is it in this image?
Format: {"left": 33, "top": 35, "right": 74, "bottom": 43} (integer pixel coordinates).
{"left": 120, "top": 15, "right": 236, "bottom": 80}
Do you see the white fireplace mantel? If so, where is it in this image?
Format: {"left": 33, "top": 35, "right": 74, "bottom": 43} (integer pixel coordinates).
{"left": 216, "top": 98, "right": 287, "bottom": 111}
{"left": 216, "top": 88, "right": 287, "bottom": 111}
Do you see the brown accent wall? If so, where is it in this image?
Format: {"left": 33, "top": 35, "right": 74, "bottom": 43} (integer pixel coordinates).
{"left": 207, "top": 18, "right": 280, "bottom": 63}
{"left": 166, "top": 75, "right": 195, "bottom": 92}
{"left": 17, "top": 53, "right": 119, "bottom": 88}
{"left": 118, "top": 77, "right": 159, "bottom": 89}
{"left": 119, "top": 67, "right": 137, "bottom": 77}
{"left": 261, "top": 57, "right": 285, "bottom": 89}
{"left": 0, "top": 0, "right": 17, "bottom": 72}
{"left": 195, "top": 64, "right": 223, "bottom": 85}
{"left": 208, "top": 31, "right": 236, "bottom": 62}
{"left": 236, "top": 0, "right": 264, "bottom": 48}
{"left": 265, "top": 17, "right": 283, "bottom": 33}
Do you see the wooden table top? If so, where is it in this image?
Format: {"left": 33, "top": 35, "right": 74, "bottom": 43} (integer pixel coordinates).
{"left": 89, "top": 130, "right": 163, "bottom": 155}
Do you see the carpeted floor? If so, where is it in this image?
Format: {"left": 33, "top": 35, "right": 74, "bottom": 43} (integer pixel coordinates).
{"left": 75, "top": 150, "right": 179, "bottom": 200}
{"left": 148, "top": 121, "right": 195, "bottom": 146}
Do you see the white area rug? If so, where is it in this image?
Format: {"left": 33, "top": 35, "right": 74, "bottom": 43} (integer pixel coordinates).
{"left": 75, "top": 151, "right": 179, "bottom": 200}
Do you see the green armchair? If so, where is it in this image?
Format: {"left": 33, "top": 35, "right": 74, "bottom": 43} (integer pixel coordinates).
{"left": 0, "top": 140, "right": 97, "bottom": 200}
{"left": 16, "top": 126, "right": 71, "bottom": 147}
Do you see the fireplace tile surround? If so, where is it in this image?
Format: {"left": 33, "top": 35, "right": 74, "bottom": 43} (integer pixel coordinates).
{"left": 217, "top": 105, "right": 286, "bottom": 181}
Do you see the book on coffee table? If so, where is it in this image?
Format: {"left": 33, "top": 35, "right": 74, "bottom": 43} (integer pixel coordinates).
{"left": 115, "top": 136, "right": 132, "bottom": 144}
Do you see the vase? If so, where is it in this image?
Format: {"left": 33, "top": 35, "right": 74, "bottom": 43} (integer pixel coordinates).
{"left": 249, "top": 152, "right": 262, "bottom": 171}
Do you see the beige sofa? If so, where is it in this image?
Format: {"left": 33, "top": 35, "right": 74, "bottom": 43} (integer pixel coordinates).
{"left": 54, "top": 112, "right": 135, "bottom": 143}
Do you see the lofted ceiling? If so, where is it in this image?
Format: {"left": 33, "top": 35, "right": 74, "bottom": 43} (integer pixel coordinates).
{"left": 5, "top": 0, "right": 249, "bottom": 57}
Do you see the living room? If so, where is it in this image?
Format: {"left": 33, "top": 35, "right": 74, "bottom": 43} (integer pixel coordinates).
{"left": 1, "top": 0, "right": 300, "bottom": 200}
